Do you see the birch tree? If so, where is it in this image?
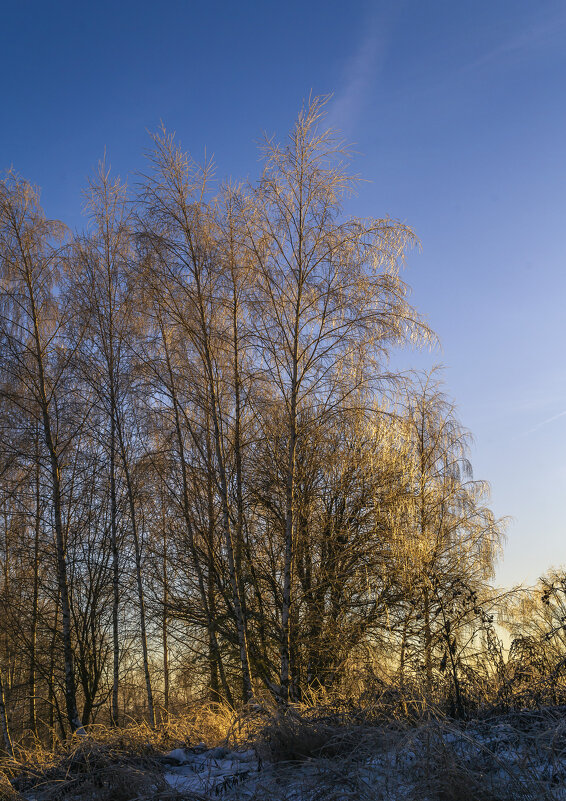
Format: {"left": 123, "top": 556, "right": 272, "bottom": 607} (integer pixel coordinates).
{"left": 0, "top": 172, "right": 84, "bottom": 733}
{"left": 75, "top": 161, "right": 156, "bottom": 726}
{"left": 244, "top": 97, "right": 429, "bottom": 701}
{"left": 140, "top": 136, "right": 254, "bottom": 701}
{"left": 395, "top": 370, "right": 503, "bottom": 709}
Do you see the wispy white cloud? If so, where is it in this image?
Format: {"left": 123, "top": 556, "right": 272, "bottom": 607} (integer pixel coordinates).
{"left": 327, "top": 9, "right": 392, "bottom": 136}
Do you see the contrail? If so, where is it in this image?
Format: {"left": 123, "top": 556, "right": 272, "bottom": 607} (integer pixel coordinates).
{"left": 526, "top": 409, "right": 566, "bottom": 435}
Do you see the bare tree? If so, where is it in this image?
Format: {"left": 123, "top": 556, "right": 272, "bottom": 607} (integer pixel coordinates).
{"left": 139, "top": 135, "right": 254, "bottom": 701}
{"left": 75, "top": 160, "right": 156, "bottom": 726}
{"left": 393, "top": 369, "right": 504, "bottom": 711}
{"left": 0, "top": 172, "right": 84, "bottom": 733}
{"left": 0, "top": 105, "right": 513, "bottom": 734}
{"left": 243, "top": 96, "right": 429, "bottom": 701}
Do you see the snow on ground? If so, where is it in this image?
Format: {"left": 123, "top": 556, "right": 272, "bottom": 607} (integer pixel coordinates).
{"left": 163, "top": 744, "right": 260, "bottom": 797}
{"left": 159, "top": 714, "right": 566, "bottom": 800}
{"left": 12, "top": 710, "right": 566, "bottom": 800}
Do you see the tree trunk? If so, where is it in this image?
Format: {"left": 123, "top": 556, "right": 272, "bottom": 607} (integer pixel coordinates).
{"left": 116, "top": 420, "right": 155, "bottom": 728}
{"left": 0, "top": 666, "right": 13, "bottom": 757}
{"left": 162, "top": 522, "right": 170, "bottom": 717}
{"left": 24, "top": 263, "right": 83, "bottom": 734}
{"left": 110, "top": 407, "right": 120, "bottom": 726}
{"left": 195, "top": 285, "right": 253, "bottom": 702}
{"left": 423, "top": 586, "right": 433, "bottom": 698}
{"left": 29, "top": 448, "right": 40, "bottom": 736}
{"left": 159, "top": 320, "right": 233, "bottom": 705}
{"left": 280, "top": 296, "right": 300, "bottom": 703}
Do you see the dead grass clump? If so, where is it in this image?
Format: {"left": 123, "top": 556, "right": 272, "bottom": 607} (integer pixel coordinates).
{"left": 403, "top": 720, "right": 554, "bottom": 801}
{"left": 254, "top": 706, "right": 386, "bottom": 763}
{"left": 9, "top": 729, "right": 165, "bottom": 801}
{"left": 161, "top": 701, "right": 237, "bottom": 747}
{"left": 2, "top": 705, "right": 240, "bottom": 801}
{"left": 36, "top": 764, "right": 167, "bottom": 801}
{"left": 255, "top": 709, "right": 345, "bottom": 762}
{"left": 0, "top": 772, "right": 24, "bottom": 801}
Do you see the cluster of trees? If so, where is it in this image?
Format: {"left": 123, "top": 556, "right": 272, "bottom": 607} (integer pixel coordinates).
{"left": 0, "top": 99, "right": 508, "bottom": 745}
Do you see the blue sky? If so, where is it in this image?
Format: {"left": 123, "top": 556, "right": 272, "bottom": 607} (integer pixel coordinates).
{"left": 2, "top": 0, "right": 565, "bottom": 588}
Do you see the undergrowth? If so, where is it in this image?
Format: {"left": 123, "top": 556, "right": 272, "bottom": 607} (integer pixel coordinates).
{"left": 1, "top": 701, "right": 566, "bottom": 800}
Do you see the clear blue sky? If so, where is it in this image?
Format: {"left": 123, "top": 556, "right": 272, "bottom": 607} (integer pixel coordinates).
{"left": 2, "top": 0, "right": 565, "bottom": 588}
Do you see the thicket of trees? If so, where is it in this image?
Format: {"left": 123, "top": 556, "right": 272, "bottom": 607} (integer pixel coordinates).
{"left": 0, "top": 98, "right": 553, "bottom": 747}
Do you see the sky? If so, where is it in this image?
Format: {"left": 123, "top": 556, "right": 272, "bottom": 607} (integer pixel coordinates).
{"left": 2, "top": 0, "right": 565, "bottom": 589}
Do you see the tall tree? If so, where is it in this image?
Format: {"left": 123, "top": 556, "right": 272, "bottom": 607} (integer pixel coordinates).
{"left": 76, "top": 160, "right": 155, "bottom": 726}
{"left": 0, "top": 172, "right": 84, "bottom": 733}
{"left": 244, "top": 97, "right": 429, "bottom": 701}
{"left": 140, "top": 134, "right": 254, "bottom": 701}
{"left": 394, "top": 370, "right": 503, "bottom": 709}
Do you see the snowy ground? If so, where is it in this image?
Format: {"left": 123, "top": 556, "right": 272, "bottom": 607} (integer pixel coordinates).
{"left": 163, "top": 745, "right": 260, "bottom": 797}
{"left": 157, "top": 713, "right": 566, "bottom": 800}
{"left": 11, "top": 709, "right": 566, "bottom": 800}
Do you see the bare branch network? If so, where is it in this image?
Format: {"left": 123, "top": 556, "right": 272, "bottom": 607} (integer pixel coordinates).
{"left": 4, "top": 98, "right": 554, "bottom": 751}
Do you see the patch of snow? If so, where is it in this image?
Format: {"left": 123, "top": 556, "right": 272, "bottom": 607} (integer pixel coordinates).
{"left": 157, "top": 716, "right": 566, "bottom": 801}
{"left": 163, "top": 747, "right": 261, "bottom": 796}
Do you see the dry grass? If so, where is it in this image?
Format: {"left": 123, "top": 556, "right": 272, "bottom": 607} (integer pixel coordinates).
{"left": 400, "top": 712, "right": 566, "bottom": 801}
{"left": 0, "top": 771, "right": 25, "bottom": 801}
{"left": 159, "top": 702, "right": 238, "bottom": 747}
{"left": 2, "top": 702, "right": 566, "bottom": 800}
{"left": 0, "top": 704, "right": 240, "bottom": 801}
{"left": 252, "top": 705, "right": 386, "bottom": 763}
{"left": 5, "top": 733, "right": 164, "bottom": 800}
{"left": 246, "top": 703, "right": 566, "bottom": 801}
